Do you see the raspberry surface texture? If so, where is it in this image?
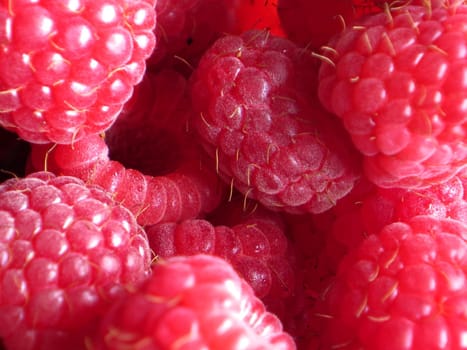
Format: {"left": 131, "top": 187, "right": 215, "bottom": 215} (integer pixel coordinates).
{"left": 0, "top": 0, "right": 156, "bottom": 144}
{"left": 318, "top": 5, "right": 467, "bottom": 189}
{"left": 311, "top": 215, "right": 467, "bottom": 349}
{"left": 190, "top": 29, "right": 362, "bottom": 215}
{"left": 2, "top": 1, "right": 467, "bottom": 349}
{"left": 0, "top": 171, "right": 152, "bottom": 350}
{"left": 90, "top": 254, "right": 296, "bottom": 350}
{"left": 146, "top": 199, "right": 296, "bottom": 301}
{"left": 27, "top": 132, "right": 226, "bottom": 227}
{"left": 315, "top": 174, "right": 467, "bottom": 272}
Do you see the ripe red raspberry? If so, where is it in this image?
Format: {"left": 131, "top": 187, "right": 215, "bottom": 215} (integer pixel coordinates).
{"left": 90, "top": 254, "right": 296, "bottom": 350}
{"left": 190, "top": 29, "right": 362, "bottom": 215}
{"left": 146, "top": 203, "right": 295, "bottom": 300}
{"left": 282, "top": 174, "right": 466, "bottom": 347}
{"left": 318, "top": 5, "right": 467, "bottom": 189}
{"left": 311, "top": 215, "right": 467, "bottom": 349}
{"left": 0, "top": 0, "right": 156, "bottom": 144}
{"left": 27, "top": 132, "right": 226, "bottom": 226}
{"left": 0, "top": 171, "right": 151, "bottom": 350}
{"left": 289, "top": 174, "right": 464, "bottom": 275}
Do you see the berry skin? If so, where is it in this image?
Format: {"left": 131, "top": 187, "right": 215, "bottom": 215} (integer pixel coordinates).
{"left": 145, "top": 197, "right": 308, "bottom": 342}
{"left": 27, "top": 132, "right": 226, "bottom": 227}
{"left": 0, "top": 0, "right": 156, "bottom": 144}
{"left": 311, "top": 215, "right": 467, "bottom": 349}
{"left": 90, "top": 254, "right": 296, "bottom": 350}
{"left": 27, "top": 66, "right": 227, "bottom": 226}
{"left": 316, "top": 174, "right": 467, "bottom": 271}
{"left": 146, "top": 203, "right": 295, "bottom": 300}
{"left": 318, "top": 5, "right": 467, "bottom": 189}
{"left": 277, "top": 0, "right": 457, "bottom": 51}
{"left": 0, "top": 171, "right": 152, "bottom": 350}
{"left": 190, "top": 29, "right": 361, "bottom": 215}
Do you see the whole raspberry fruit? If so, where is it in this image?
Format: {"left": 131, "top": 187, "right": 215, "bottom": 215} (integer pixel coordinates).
{"left": 318, "top": 5, "right": 467, "bottom": 189}
{"left": 190, "top": 30, "right": 361, "bottom": 215}
{"left": 0, "top": 172, "right": 151, "bottom": 350}
{"left": 91, "top": 254, "right": 296, "bottom": 350}
{"left": 0, "top": 0, "right": 156, "bottom": 144}
{"left": 312, "top": 215, "right": 467, "bottom": 349}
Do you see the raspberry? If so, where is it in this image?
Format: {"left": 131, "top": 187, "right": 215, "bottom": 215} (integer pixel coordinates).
{"left": 146, "top": 201, "right": 295, "bottom": 300}
{"left": 317, "top": 5, "right": 467, "bottom": 189}
{"left": 190, "top": 29, "right": 362, "bottom": 215}
{"left": 282, "top": 175, "right": 466, "bottom": 347}
{"left": 0, "top": 0, "right": 156, "bottom": 144}
{"left": 27, "top": 133, "right": 226, "bottom": 226}
{"left": 91, "top": 254, "right": 296, "bottom": 350}
{"left": 283, "top": 174, "right": 466, "bottom": 288}
{"left": 0, "top": 171, "right": 151, "bottom": 350}
{"left": 311, "top": 215, "right": 467, "bottom": 349}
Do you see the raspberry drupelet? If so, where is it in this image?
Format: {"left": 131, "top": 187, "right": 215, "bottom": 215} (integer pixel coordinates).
{"left": 145, "top": 199, "right": 296, "bottom": 300}
{"left": 317, "top": 4, "right": 467, "bottom": 189}
{"left": 314, "top": 174, "right": 467, "bottom": 272}
{"left": 27, "top": 68, "right": 226, "bottom": 227}
{"left": 189, "top": 29, "right": 362, "bottom": 215}
{"left": 27, "top": 132, "right": 225, "bottom": 227}
{"left": 0, "top": 171, "right": 152, "bottom": 350}
{"left": 311, "top": 215, "right": 467, "bottom": 349}
{"left": 0, "top": 0, "right": 156, "bottom": 144}
{"left": 90, "top": 254, "right": 296, "bottom": 350}
{"left": 0, "top": 127, "right": 29, "bottom": 182}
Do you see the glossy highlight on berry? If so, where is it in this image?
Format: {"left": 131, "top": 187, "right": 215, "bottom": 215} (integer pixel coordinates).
{"left": 0, "top": 0, "right": 156, "bottom": 144}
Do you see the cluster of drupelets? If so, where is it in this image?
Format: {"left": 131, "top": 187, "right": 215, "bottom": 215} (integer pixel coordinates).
{"left": 0, "top": 0, "right": 466, "bottom": 349}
